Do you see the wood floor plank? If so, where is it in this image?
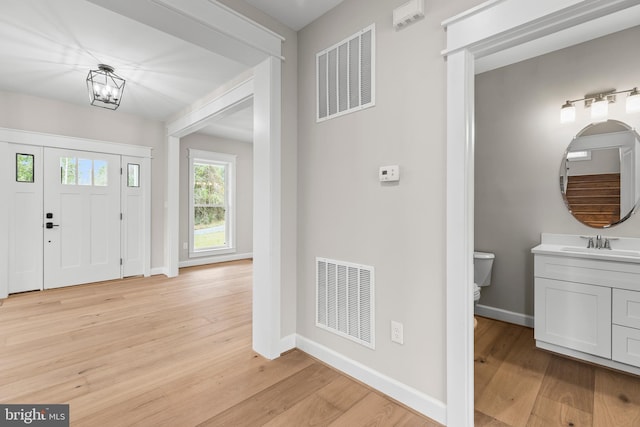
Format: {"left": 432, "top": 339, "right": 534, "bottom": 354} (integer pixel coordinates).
{"left": 593, "top": 367, "right": 640, "bottom": 427}
{"left": 475, "top": 320, "right": 552, "bottom": 426}
{"left": 475, "top": 318, "right": 524, "bottom": 399}
{"left": 475, "top": 410, "right": 512, "bottom": 427}
{"left": 262, "top": 374, "right": 370, "bottom": 426}
{"left": 327, "top": 392, "right": 439, "bottom": 427}
{"left": 526, "top": 395, "right": 592, "bottom": 427}
{"left": 537, "top": 355, "right": 595, "bottom": 415}
{"left": 197, "top": 363, "right": 340, "bottom": 426}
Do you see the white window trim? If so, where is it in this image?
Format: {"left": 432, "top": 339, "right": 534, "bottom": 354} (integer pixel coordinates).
{"left": 188, "top": 148, "right": 237, "bottom": 258}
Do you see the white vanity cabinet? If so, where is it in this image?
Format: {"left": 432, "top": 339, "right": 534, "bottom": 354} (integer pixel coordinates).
{"left": 532, "top": 233, "right": 640, "bottom": 376}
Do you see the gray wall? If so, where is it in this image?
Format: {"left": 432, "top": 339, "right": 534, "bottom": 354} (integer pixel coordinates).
{"left": 475, "top": 25, "right": 640, "bottom": 318}
{"left": 0, "top": 90, "right": 166, "bottom": 270}
{"left": 178, "top": 133, "right": 253, "bottom": 262}
{"left": 297, "top": 0, "right": 484, "bottom": 401}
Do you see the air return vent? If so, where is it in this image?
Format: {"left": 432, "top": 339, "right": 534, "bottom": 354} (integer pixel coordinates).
{"left": 316, "top": 257, "right": 375, "bottom": 349}
{"left": 316, "top": 24, "right": 376, "bottom": 122}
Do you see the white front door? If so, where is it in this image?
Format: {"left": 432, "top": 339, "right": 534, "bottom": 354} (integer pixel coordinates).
{"left": 43, "top": 148, "right": 122, "bottom": 289}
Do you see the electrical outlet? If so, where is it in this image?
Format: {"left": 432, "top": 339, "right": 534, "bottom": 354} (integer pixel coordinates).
{"left": 391, "top": 321, "right": 404, "bottom": 344}
{"left": 183, "top": 242, "right": 188, "bottom": 250}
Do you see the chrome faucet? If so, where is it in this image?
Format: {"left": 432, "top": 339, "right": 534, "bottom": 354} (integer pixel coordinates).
{"left": 596, "top": 235, "right": 603, "bottom": 249}
{"left": 603, "top": 238, "right": 611, "bottom": 249}
{"left": 587, "top": 237, "right": 595, "bottom": 248}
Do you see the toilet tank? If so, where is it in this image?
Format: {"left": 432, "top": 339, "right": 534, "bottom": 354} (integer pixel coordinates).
{"left": 474, "top": 251, "right": 495, "bottom": 287}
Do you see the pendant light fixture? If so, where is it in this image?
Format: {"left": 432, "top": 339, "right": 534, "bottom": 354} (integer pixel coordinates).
{"left": 86, "top": 64, "right": 126, "bottom": 110}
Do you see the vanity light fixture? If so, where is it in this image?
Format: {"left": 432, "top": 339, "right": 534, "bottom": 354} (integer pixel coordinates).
{"left": 559, "top": 87, "right": 640, "bottom": 123}
{"left": 627, "top": 87, "right": 640, "bottom": 113}
{"left": 86, "top": 64, "right": 126, "bottom": 110}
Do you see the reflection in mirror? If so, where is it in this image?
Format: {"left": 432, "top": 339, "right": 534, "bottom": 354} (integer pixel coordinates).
{"left": 560, "top": 120, "right": 640, "bottom": 228}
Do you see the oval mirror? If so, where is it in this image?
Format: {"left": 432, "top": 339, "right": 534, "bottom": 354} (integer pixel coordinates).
{"left": 560, "top": 120, "right": 640, "bottom": 228}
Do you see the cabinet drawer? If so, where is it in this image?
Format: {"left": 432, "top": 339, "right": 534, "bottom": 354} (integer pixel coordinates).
{"left": 613, "top": 289, "right": 640, "bottom": 329}
{"left": 613, "top": 325, "right": 640, "bottom": 367}
{"left": 534, "top": 255, "right": 640, "bottom": 291}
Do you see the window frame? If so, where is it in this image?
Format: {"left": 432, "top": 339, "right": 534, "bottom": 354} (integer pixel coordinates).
{"left": 188, "top": 149, "right": 236, "bottom": 258}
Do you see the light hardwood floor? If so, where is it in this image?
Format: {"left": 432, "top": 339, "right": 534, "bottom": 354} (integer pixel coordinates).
{"left": 475, "top": 316, "right": 640, "bottom": 426}
{"left": 0, "top": 260, "right": 438, "bottom": 426}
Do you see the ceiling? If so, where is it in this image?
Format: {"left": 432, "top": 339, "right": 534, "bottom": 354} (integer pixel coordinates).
{"left": 0, "top": 0, "right": 338, "bottom": 143}
{"left": 245, "top": 0, "right": 344, "bottom": 31}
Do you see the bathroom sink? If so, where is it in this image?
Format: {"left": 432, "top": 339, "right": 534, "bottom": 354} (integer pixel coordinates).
{"left": 560, "top": 246, "right": 640, "bottom": 258}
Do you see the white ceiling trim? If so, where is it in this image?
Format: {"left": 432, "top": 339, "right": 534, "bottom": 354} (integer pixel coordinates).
{"left": 86, "top": 0, "right": 283, "bottom": 66}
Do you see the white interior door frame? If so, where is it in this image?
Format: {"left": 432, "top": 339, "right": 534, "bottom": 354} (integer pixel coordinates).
{"left": 0, "top": 128, "right": 152, "bottom": 300}
{"left": 442, "top": 0, "right": 640, "bottom": 425}
{"left": 165, "top": 57, "right": 282, "bottom": 360}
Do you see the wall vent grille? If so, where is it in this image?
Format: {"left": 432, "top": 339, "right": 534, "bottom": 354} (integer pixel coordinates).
{"left": 316, "top": 24, "right": 375, "bottom": 122}
{"left": 316, "top": 257, "right": 374, "bottom": 349}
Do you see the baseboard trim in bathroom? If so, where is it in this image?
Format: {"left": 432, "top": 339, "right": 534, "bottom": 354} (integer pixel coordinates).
{"left": 475, "top": 304, "right": 534, "bottom": 328}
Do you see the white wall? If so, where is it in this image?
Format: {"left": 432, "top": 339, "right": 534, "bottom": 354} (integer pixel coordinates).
{"left": 475, "top": 25, "right": 640, "bottom": 318}
{"left": 178, "top": 133, "right": 253, "bottom": 262}
{"left": 297, "top": 0, "right": 485, "bottom": 402}
{"left": 0, "top": 90, "right": 166, "bottom": 270}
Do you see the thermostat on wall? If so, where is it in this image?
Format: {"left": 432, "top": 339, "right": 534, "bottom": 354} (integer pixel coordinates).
{"left": 379, "top": 165, "right": 400, "bottom": 182}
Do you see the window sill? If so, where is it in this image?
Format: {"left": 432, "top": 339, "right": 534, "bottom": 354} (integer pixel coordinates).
{"left": 189, "top": 247, "right": 236, "bottom": 259}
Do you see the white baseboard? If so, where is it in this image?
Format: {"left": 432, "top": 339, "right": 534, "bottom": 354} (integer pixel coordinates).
{"left": 279, "top": 334, "right": 296, "bottom": 354}
{"left": 475, "top": 304, "right": 534, "bottom": 328}
{"left": 178, "top": 252, "right": 253, "bottom": 268}
{"left": 295, "top": 335, "right": 446, "bottom": 425}
{"left": 150, "top": 267, "right": 167, "bottom": 276}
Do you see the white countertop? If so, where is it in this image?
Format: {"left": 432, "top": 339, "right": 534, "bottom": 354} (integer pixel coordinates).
{"left": 531, "top": 233, "right": 640, "bottom": 264}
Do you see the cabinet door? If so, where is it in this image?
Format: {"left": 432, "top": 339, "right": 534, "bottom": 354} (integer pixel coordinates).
{"left": 535, "top": 278, "right": 611, "bottom": 358}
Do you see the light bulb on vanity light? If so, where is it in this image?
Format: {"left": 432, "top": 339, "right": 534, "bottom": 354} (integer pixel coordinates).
{"left": 590, "top": 94, "right": 609, "bottom": 122}
{"left": 560, "top": 101, "right": 576, "bottom": 123}
{"left": 627, "top": 87, "right": 640, "bottom": 113}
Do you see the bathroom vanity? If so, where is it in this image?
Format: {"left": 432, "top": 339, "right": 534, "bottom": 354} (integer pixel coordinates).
{"left": 532, "top": 233, "right": 640, "bottom": 375}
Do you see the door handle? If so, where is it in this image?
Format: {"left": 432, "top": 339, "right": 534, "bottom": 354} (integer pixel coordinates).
{"left": 45, "top": 222, "right": 60, "bottom": 229}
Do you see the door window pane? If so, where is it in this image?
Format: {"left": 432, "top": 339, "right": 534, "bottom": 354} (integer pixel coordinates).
{"left": 127, "top": 164, "right": 140, "bottom": 187}
{"left": 78, "top": 159, "right": 92, "bottom": 186}
{"left": 16, "top": 154, "right": 34, "bottom": 183}
{"left": 94, "top": 160, "right": 108, "bottom": 186}
{"left": 60, "top": 157, "right": 76, "bottom": 185}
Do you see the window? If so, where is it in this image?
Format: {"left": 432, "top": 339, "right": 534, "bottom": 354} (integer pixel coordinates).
{"left": 59, "top": 157, "right": 108, "bottom": 186}
{"left": 16, "top": 154, "right": 34, "bottom": 182}
{"left": 127, "top": 163, "right": 140, "bottom": 187}
{"left": 188, "top": 149, "right": 236, "bottom": 257}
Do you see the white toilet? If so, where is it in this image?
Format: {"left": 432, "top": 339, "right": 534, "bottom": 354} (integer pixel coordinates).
{"left": 474, "top": 251, "right": 495, "bottom": 303}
